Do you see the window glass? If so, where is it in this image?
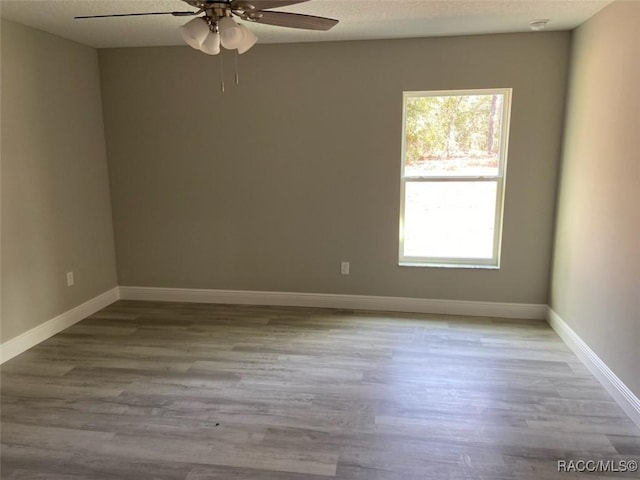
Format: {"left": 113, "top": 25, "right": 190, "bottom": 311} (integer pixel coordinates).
{"left": 399, "top": 89, "right": 511, "bottom": 267}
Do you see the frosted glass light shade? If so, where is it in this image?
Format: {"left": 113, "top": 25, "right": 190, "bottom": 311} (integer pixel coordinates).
{"left": 200, "top": 31, "right": 221, "bottom": 55}
{"left": 218, "top": 16, "right": 243, "bottom": 49}
{"left": 237, "top": 25, "right": 257, "bottom": 54}
{"left": 180, "top": 17, "right": 210, "bottom": 49}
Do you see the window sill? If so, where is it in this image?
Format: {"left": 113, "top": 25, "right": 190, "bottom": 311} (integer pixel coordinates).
{"left": 399, "top": 262, "right": 500, "bottom": 270}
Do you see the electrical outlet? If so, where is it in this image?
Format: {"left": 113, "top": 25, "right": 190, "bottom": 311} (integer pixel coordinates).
{"left": 341, "top": 261, "right": 350, "bottom": 275}
{"left": 66, "top": 271, "right": 75, "bottom": 287}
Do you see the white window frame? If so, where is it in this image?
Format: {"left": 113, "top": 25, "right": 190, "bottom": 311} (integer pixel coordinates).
{"left": 399, "top": 88, "right": 512, "bottom": 268}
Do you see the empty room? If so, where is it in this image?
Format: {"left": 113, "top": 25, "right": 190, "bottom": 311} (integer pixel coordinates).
{"left": 1, "top": 0, "right": 639, "bottom": 478}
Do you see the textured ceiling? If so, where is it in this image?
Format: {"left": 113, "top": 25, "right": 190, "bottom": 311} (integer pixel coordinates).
{"left": 0, "top": 0, "right": 613, "bottom": 48}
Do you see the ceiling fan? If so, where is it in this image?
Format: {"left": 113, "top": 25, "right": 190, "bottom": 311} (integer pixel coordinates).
{"left": 75, "top": 1, "right": 339, "bottom": 56}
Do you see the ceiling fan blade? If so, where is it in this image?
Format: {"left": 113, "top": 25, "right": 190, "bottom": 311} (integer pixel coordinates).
{"left": 248, "top": 11, "right": 338, "bottom": 31}
{"left": 233, "top": 0, "right": 309, "bottom": 9}
{"left": 74, "top": 11, "right": 197, "bottom": 19}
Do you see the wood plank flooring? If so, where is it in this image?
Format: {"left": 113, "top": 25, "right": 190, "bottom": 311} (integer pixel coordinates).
{"left": 1, "top": 301, "right": 639, "bottom": 479}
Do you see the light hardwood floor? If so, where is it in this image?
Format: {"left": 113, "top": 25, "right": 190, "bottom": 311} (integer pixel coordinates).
{"left": 1, "top": 301, "right": 639, "bottom": 479}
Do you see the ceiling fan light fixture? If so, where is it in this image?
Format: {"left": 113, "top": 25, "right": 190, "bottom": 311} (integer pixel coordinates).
{"left": 180, "top": 17, "right": 210, "bottom": 49}
{"left": 75, "top": 1, "right": 338, "bottom": 63}
{"left": 200, "top": 31, "right": 221, "bottom": 55}
{"left": 237, "top": 25, "right": 258, "bottom": 54}
{"left": 218, "top": 16, "right": 244, "bottom": 49}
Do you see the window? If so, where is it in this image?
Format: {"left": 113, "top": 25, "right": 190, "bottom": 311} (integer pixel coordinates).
{"left": 399, "top": 89, "right": 512, "bottom": 268}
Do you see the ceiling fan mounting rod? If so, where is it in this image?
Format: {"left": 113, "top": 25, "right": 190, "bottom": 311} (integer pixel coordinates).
{"left": 183, "top": 1, "right": 261, "bottom": 22}
{"left": 189, "top": 2, "right": 240, "bottom": 28}
{"left": 184, "top": 1, "right": 235, "bottom": 13}
{"left": 207, "top": 5, "right": 227, "bottom": 21}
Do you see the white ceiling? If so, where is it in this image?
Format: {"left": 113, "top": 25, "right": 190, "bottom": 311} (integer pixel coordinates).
{"left": 0, "top": 0, "right": 613, "bottom": 48}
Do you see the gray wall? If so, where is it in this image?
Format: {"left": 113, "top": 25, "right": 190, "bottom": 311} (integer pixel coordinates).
{"left": 1, "top": 19, "right": 117, "bottom": 342}
{"left": 550, "top": 2, "right": 640, "bottom": 397}
{"left": 100, "top": 32, "right": 570, "bottom": 303}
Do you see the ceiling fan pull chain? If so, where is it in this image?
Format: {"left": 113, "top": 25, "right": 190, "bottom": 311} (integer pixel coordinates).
{"left": 234, "top": 50, "right": 240, "bottom": 86}
{"left": 219, "top": 50, "right": 225, "bottom": 93}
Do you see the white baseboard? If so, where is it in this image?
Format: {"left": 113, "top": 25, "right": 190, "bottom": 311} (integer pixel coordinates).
{"left": 0, "top": 287, "right": 120, "bottom": 364}
{"left": 119, "top": 286, "right": 547, "bottom": 320}
{"left": 547, "top": 308, "right": 640, "bottom": 429}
